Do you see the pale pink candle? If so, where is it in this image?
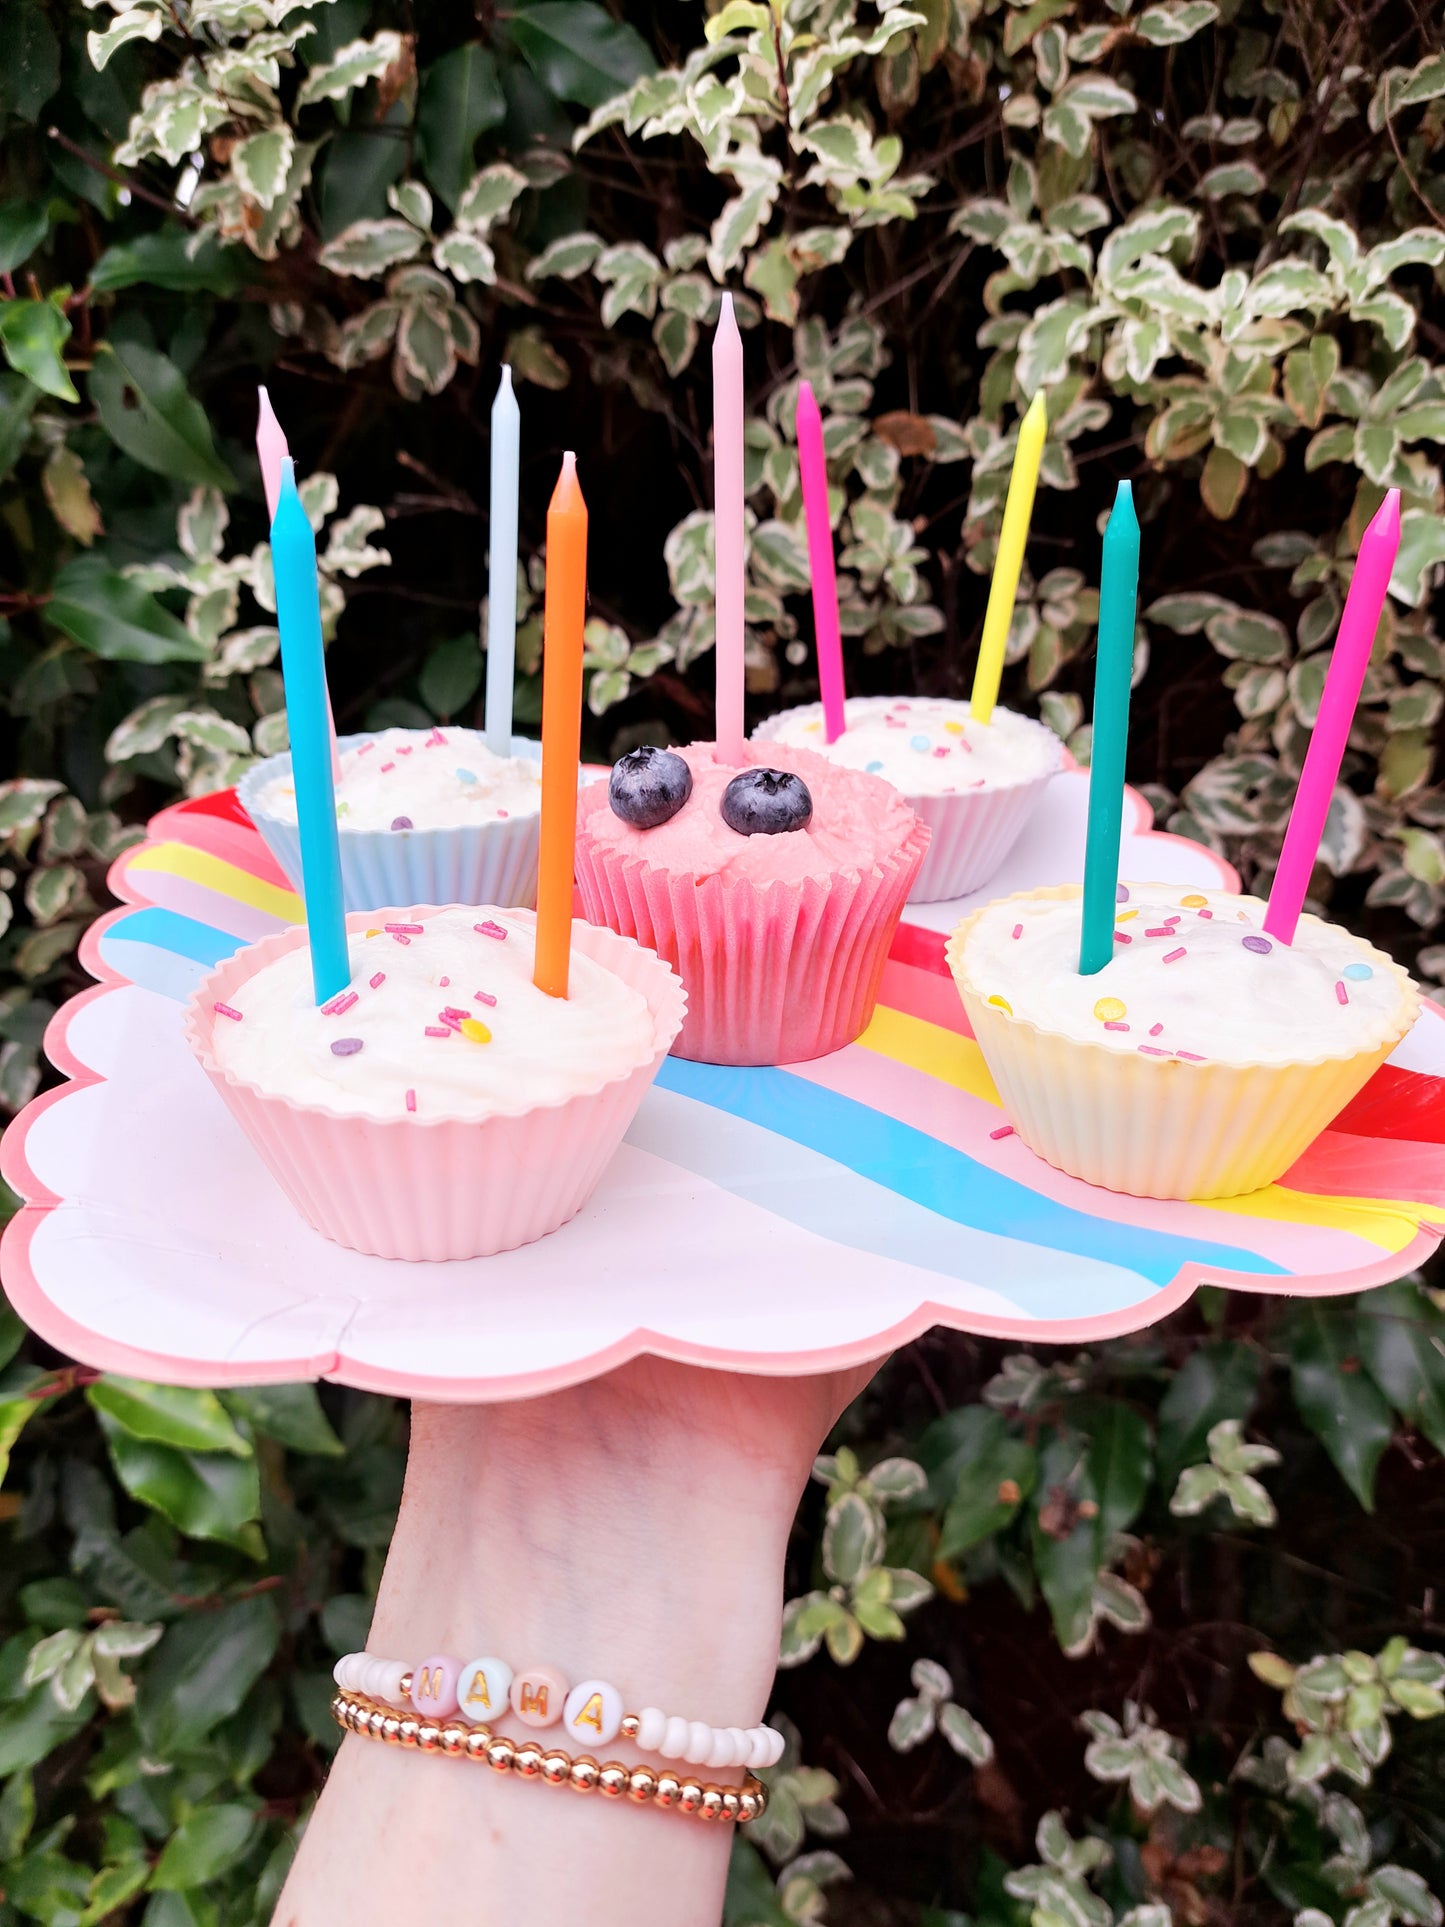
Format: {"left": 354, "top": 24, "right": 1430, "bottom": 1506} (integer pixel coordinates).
{"left": 1265, "top": 489, "right": 1401, "bottom": 944}
{"left": 712, "top": 295, "right": 746, "bottom": 765}
{"left": 796, "top": 380, "right": 845, "bottom": 744}
{"left": 257, "top": 386, "right": 341, "bottom": 784}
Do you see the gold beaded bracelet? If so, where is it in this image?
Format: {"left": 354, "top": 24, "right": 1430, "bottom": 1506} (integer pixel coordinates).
{"left": 330, "top": 1689, "right": 769, "bottom": 1825}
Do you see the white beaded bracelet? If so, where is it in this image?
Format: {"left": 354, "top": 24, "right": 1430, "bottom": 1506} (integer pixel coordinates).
{"left": 333, "top": 1652, "right": 785, "bottom": 1771}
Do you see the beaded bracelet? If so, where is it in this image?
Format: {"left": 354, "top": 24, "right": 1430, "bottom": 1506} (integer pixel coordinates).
{"left": 331, "top": 1689, "right": 768, "bottom": 1824}
{"left": 334, "top": 1652, "right": 786, "bottom": 1771}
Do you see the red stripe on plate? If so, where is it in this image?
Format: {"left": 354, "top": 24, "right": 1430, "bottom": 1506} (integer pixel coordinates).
{"left": 877, "top": 956, "right": 972, "bottom": 1035}
{"left": 889, "top": 921, "right": 951, "bottom": 978}
{"left": 1330, "top": 1065, "right": 1445, "bottom": 1146}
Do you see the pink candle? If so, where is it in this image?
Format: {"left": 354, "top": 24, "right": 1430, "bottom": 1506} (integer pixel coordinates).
{"left": 712, "top": 295, "right": 746, "bottom": 765}
{"left": 1265, "top": 489, "right": 1401, "bottom": 944}
{"left": 257, "top": 385, "right": 341, "bottom": 784}
{"left": 796, "top": 380, "right": 845, "bottom": 744}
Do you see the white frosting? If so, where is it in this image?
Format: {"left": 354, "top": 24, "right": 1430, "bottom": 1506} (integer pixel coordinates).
{"left": 255, "top": 728, "right": 541, "bottom": 832}
{"left": 957, "top": 884, "right": 1414, "bottom": 1066}
{"left": 758, "top": 697, "right": 1062, "bottom": 797}
{"left": 212, "top": 907, "right": 655, "bottom": 1118}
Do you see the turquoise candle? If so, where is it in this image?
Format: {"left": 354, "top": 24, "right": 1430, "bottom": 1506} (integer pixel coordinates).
{"left": 1079, "top": 481, "right": 1140, "bottom": 976}
{"left": 272, "top": 459, "right": 350, "bottom": 1005}
{"left": 485, "top": 366, "right": 520, "bottom": 757}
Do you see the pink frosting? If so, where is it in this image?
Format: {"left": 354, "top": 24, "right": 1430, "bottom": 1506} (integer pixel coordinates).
{"left": 577, "top": 740, "right": 920, "bottom": 886}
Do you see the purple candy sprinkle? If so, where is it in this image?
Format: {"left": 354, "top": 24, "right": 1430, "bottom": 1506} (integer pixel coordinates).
{"left": 390, "top": 815, "right": 414, "bottom": 832}
{"left": 1116, "top": 884, "right": 1129, "bottom": 903}
{"left": 475, "top": 920, "right": 507, "bottom": 941}
{"left": 1242, "top": 934, "right": 1272, "bottom": 955}
{"left": 331, "top": 1037, "right": 363, "bottom": 1056}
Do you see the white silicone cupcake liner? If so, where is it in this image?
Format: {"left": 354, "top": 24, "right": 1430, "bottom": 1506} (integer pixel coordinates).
{"left": 239, "top": 735, "right": 543, "bottom": 914}
{"left": 753, "top": 700, "right": 1063, "bottom": 903}
{"left": 573, "top": 781, "right": 929, "bottom": 1064}
{"left": 946, "top": 885, "right": 1420, "bottom": 1200}
{"left": 183, "top": 909, "right": 687, "bottom": 1261}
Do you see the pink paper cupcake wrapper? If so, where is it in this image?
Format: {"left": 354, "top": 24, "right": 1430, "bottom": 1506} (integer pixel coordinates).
{"left": 574, "top": 784, "right": 929, "bottom": 1064}
{"left": 184, "top": 909, "right": 686, "bottom": 1261}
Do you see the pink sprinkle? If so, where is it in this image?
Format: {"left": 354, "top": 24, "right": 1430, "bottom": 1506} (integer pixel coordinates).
{"left": 1163, "top": 916, "right": 1182, "bottom": 927}
{"left": 321, "top": 990, "right": 359, "bottom": 1016}
{"left": 1197, "top": 909, "right": 1213, "bottom": 919}
{"left": 1150, "top": 1023, "right": 1164, "bottom": 1036}
{"left": 1104, "top": 1020, "right": 1130, "bottom": 1031}
{"left": 496, "top": 809, "right": 509, "bottom": 820}
{"left": 424, "top": 1025, "right": 451, "bottom": 1038}
{"left": 385, "top": 922, "right": 424, "bottom": 934}
{"left": 392, "top": 933, "right": 411, "bottom": 946}
{"left": 989, "top": 1124, "right": 1015, "bottom": 1140}
{"left": 475, "top": 920, "right": 507, "bottom": 941}
{"left": 474, "top": 990, "right": 497, "bottom": 1007}
{"left": 440, "top": 1006, "right": 469, "bottom": 1022}
{"left": 437, "top": 1012, "right": 462, "bottom": 1031}
{"left": 1012, "top": 923, "right": 1023, "bottom": 940}
{"left": 398, "top": 745, "right": 414, "bottom": 756}
{"left": 1177, "top": 1050, "right": 1206, "bottom": 1061}
{"left": 405, "top": 1088, "right": 416, "bottom": 1112}
{"left": 426, "top": 728, "right": 446, "bottom": 747}
{"left": 214, "top": 1001, "right": 243, "bottom": 1021}
{"left": 1163, "top": 947, "right": 1186, "bottom": 964}
{"left": 380, "top": 762, "right": 396, "bottom": 773}
{"left": 933, "top": 746, "right": 950, "bottom": 758}
{"left": 1335, "top": 980, "right": 1349, "bottom": 1005}
{"left": 357, "top": 741, "right": 376, "bottom": 756}
{"left": 369, "top": 972, "right": 386, "bottom": 989}
{"left": 1138, "top": 1045, "right": 1170, "bottom": 1056}
{"left": 1144, "top": 926, "right": 1174, "bottom": 938}
{"left": 439, "top": 976, "right": 450, "bottom": 988}
{"left": 1114, "top": 931, "right": 1132, "bottom": 944}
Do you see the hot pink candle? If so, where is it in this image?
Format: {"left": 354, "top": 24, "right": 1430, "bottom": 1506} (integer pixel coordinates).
{"left": 712, "top": 296, "right": 746, "bottom": 765}
{"left": 796, "top": 380, "right": 845, "bottom": 744}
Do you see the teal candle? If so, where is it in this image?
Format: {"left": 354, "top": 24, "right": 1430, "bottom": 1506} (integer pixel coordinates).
{"left": 271, "top": 459, "right": 350, "bottom": 1005}
{"left": 1079, "top": 481, "right": 1140, "bottom": 976}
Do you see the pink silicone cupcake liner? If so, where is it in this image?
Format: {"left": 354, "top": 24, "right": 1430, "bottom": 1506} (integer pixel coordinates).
{"left": 184, "top": 910, "right": 686, "bottom": 1261}
{"left": 753, "top": 701, "right": 1063, "bottom": 903}
{"left": 573, "top": 783, "right": 929, "bottom": 1064}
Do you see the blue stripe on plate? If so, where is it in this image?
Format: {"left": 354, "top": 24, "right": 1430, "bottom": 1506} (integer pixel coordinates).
{"left": 98, "top": 908, "right": 243, "bottom": 997}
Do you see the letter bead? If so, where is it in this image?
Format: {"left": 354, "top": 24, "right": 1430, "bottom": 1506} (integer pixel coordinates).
{"left": 563, "top": 1679, "right": 623, "bottom": 1748}
{"left": 456, "top": 1656, "right": 514, "bottom": 1726}
{"left": 510, "top": 1663, "right": 569, "bottom": 1728}
{"left": 409, "top": 1656, "right": 461, "bottom": 1718}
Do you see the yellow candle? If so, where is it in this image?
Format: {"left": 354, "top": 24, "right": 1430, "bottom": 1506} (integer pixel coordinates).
{"left": 970, "top": 390, "right": 1047, "bottom": 726}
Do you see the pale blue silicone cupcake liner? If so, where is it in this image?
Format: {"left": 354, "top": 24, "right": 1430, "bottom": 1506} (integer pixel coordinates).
{"left": 238, "top": 732, "right": 543, "bottom": 914}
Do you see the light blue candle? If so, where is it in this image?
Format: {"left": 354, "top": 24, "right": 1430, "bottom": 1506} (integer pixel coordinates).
{"left": 272, "top": 459, "right": 350, "bottom": 1005}
{"left": 485, "top": 366, "right": 521, "bottom": 757}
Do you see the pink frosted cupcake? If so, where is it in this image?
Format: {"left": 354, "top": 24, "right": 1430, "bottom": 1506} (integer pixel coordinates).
{"left": 185, "top": 905, "right": 685, "bottom": 1260}
{"left": 572, "top": 740, "right": 928, "bottom": 1064}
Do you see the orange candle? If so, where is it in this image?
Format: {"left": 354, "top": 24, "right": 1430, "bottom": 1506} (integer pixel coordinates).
{"left": 533, "top": 452, "right": 588, "bottom": 998}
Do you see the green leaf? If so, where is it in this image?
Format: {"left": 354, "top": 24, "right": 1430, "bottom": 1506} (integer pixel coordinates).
{"left": 223, "top": 1384, "right": 345, "bottom": 1456}
{"left": 0, "top": 201, "right": 47, "bottom": 276}
{"left": 508, "top": 3, "right": 656, "bottom": 111}
{"left": 0, "top": 368, "right": 38, "bottom": 482}
{"left": 89, "top": 341, "right": 235, "bottom": 490}
{"left": 0, "top": 298, "right": 76, "bottom": 403}
{"left": 1357, "top": 1281, "right": 1445, "bottom": 1455}
{"left": 297, "top": 31, "right": 403, "bottom": 109}
{"left": 417, "top": 43, "right": 506, "bottom": 211}
{"left": 1201, "top": 444, "right": 1248, "bottom": 519}
{"left": 316, "top": 218, "right": 425, "bottom": 279}
{"left": 822, "top": 1491, "right": 882, "bottom": 1585}
{"left": 1157, "top": 1341, "right": 1263, "bottom": 1486}
{"left": 0, "top": 1684, "right": 87, "bottom": 1776}
{"left": 88, "top": 1379, "right": 250, "bottom": 1456}
{"left": 0, "top": 3, "right": 60, "bottom": 124}
{"left": 96, "top": 1412, "right": 263, "bottom": 1555}
{"left": 139, "top": 1596, "right": 281, "bottom": 1754}
{"left": 151, "top": 1805, "right": 260, "bottom": 1890}
{"left": 1289, "top": 1302, "right": 1396, "bottom": 1510}
{"left": 46, "top": 556, "right": 206, "bottom": 666}
{"left": 419, "top": 633, "right": 483, "bottom": 720}
{"left": 939, "top": 1427, "right": 1036, "bottom": 1558}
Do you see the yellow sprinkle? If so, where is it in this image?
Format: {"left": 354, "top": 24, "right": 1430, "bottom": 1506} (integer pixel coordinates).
{"left": 805, "top": 720, "right": 821, "bottom": 733}
{"left": 1093, "top": 997, "right": 1126, "bottom": 1022}
{"left": 459, "top": 1018, "right": 492, "bottom": 1044}
{"left": 987, "top": 995, "right": 1013, "bottom": 1014}
{"left": 1115, "top": 909, "right": 1138, "bottom": 923}
{"left": 1181, "top": 893, "right": 1208, "bottom": 908}
{"left": 365, "top": 928, "right": 380, "bottom": 938}
{"left": 944, "top": 720, "right": 965, "bottom": 735}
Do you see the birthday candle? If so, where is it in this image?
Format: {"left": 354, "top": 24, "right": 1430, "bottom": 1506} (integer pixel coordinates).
{"left": 532, "top": 453, "right": 587, "bottom": 1000}
{"left": 485, "top": 366, "right": 521, "bottom": 758}
{"left": 271, "top": 460, "right": 349, "bottom": 1006}
{"left": 796, "top": 380, "right": 845, "bottom": 743}
{"left": 1079, "top": 481, "right": 1140, "bottom": 977}
{"left": 971, "top": 391, "right": 1047, "bottom": 726}
{"left": 257, "top": 387, "right": 340, "bottom": 783}
{"left": 713, "top": 294, "right": 746, "bottom": 765}
{"left": 1265, "top": 489, "right": 1401, "bottom": 945}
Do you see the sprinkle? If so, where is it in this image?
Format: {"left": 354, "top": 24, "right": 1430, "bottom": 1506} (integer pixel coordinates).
{"left": 1093, "top": 996, "right": 1127, "bottom": 1022}
{"left": 944, "top": 720, "right": 964, "bottom": 735}
{"left": 989, "top": 1124, "right": 1015, "bottom": 1139}
{"left": 459, "top": 1017, "right": 492, "bottom": 1044}
{"left": 214, "top": 1001, "right": 243, "bottom": 1021}
{"left": 1198, "top": 909, "right": 1213, "bottom": 919}
{"left": 370, "top": 972, "right": 386, "bottom": 989}
{"left": 438, "top": 1012, "right": 463, "bottom": 1030}
{"left": 1163, "top": 947, "right": 1186, "bottom": 964}
{"left": 336, "top": 802, "right": 350, "bottom": 817}
{"left": 1012, "top": 923, "right": 1023, "bottom": 940}
{"left": 392, "top": 933, "right": 411, "bottom": 945}
{"left": 805, "top": 720, "right": 821, "bottom": 733}
{"left": 330, "top": 1037, "right": 363, "bottom": 1056}
{"left": 1163, "top": 916, "right": 1182, "bottom": 926}
{"left": 321, "top": 990, "right": 359, "bottom": 1016}
{"left": 455, "top": 768, "right": 478, "bottom": 784}
{"left": 405, "top": 1088, "right": 416, "bottom": 1112}
{"left": 1115, "top": 909, "right": 1138, "bottom": 923}
{"left": 440, "top": 1006, "right": 469, "bottom": 1022}
{"left": 496, "top": 809, "right": 509, "bottom": 819}
{"left": 910, "top": 734, "right": 930, "bottom": 752}
{"left": 1116, "top": 884, "right": 1130, "bottom": 903}
{"left": 1104, "top": 1020, "right": 1130, "bottom": 1031}
{"left": 398, "top": 744, "right": 414, "bottom": 756}
{"left": 386, "top": 922, "right": 424, "bottom": 934}
{"left": 1144, "top": 926, "right": 1174, "bottom": 938}
{"left": 1242, "top": 934, "right": 1272, "bottom": 955}
{"left": 933, "top": 746, "right": 951, "bottom": 758}
{"left": 427, "top": 727, "right": 447, "bottom": 745}
{"left": 475, "top": 920, "right": 507, "bottom": 941}
{"left": 865, "top": 760, "right": 884, "bottom": 773}
{"left": 1150, "top": 1023, "right": 1164, "bottom": 1036}
{"left": 424, "top": 1025, "right": 451, "bottom": 1038}
{"left": 380, "top": 761, "right": 396, "bottom": 773}
{"left": 390, "top": 816, "right": 413, "bottom": 832}
{"left": 1138, "top": 1045, "right": 1170, "bottom": 1056}
{"left": 357, "top": 741, "right": 376, "bottom": 756}
{"left": 474, "top": 990, "right": 497, "bottom": 1007}
{"left": 1335, "top": 980, "right": 1349, "bottom": 1005}
{"left": 1177, "top": 1050, "right": 1206, "bottom": 1062}
{"left": 1181, "top": 894, "right": 1208, "bottom": 908}
{"left": 440, "top": 976, "right": 450, "bottom": 988}
{"left": 987, "top": 995, "right": 1013, "bottom": 1014}
{"left": 1114, "top": 932, "right": 1132, "bottom": 944}
{"left": 1343, "top": 962, "right": 1374, "bottom": 981}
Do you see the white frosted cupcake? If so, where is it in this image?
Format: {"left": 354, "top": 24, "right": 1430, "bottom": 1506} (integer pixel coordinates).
{"left": 240, "top": 727, "right": 543, "bottom": 912}
{"left": 185, "top": 905, "right": 686, "bottom": 1259}
{"left": 753, "top": 696, "right": 1062, "bottom": 903}
{"left": 946, "top": 883, "right": 1418, "bottom": 1199}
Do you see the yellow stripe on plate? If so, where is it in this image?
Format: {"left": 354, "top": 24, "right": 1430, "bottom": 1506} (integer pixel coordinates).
{"left": 1197, "top": 1184, "right": 1430, "bottom": 1254}
{"left": 128, "top": 842, "right": 302, "bottom": 922}
{"left": 856, "top": 1005, "right": 1002, "bottom": 1107}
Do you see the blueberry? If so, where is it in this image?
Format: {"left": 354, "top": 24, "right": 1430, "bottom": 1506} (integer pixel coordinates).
{"left": 608, "top": 745, "right": 693, "bottom": 829}
{"left": 720, "top": 768, "right": 813, "bottom": 836}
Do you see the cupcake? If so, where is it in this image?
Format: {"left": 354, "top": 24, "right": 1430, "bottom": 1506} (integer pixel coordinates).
{"left": 184, "top": 905, "right": 686, "bottom": 1260}
{"left": 240, "top": 727, "right": 544, "bottom": 913}
{"left": 572, "top": 739, "right": 928, "bottom": 1064}
{"left": 946, "top": 882, "right": 1419, "bottom": 1200}
{"left": 753, "top": 696, "right": 1062, "bottom": 904}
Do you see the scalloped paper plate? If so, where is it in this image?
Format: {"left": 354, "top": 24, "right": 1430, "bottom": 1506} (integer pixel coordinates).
{"left": 4, "top": 773, "right": 1444, "bottom": 1402}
